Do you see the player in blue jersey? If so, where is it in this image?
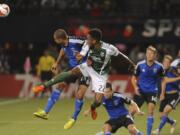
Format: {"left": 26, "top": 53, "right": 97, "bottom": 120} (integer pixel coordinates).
{"left": 33, "top": 29, "right": 90, "bottom": 127}
{"left": 84, "top": 83, "right": 144, "bottom": 135}
{"left": 152, "top": 55, "right": 180, "bottom": 135}
{"left": 33, "top": 28, "right": 135, "bottom": 130}
{"left": 131, "top": 46, "right": 165, "bottom": 135}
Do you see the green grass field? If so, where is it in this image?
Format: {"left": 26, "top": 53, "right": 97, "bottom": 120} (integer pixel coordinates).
{"left": 0, "top": 98, "right": 179, "bottom": 135}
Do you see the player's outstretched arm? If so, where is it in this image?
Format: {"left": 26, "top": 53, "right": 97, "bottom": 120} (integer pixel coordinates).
{"left": 51, "top": 49, "right": 65, "bottom": 74}
{"left": 160, "top": 76, "right": 180, "bottom": 101}
{"left": 131, "top": 75, "right": 140, "bottom": 95}
{"left": 110, "top": 45, "right": 135, "bottom": 72}
{"left": 160, "top": 79, "right": 166, "bottom": 101}
{"left": 118, "top": 51, "right": 135, "bottom": 68}
{"left": 76, "top": 41, "right": 89, "bottom": 62}
{"left": 83, "top": 108, "right": 91, "bottom": 117}
{"left": 163, "top": 76, "right": 180, "bottom": 83}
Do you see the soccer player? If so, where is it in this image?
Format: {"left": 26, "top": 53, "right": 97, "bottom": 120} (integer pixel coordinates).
{"left": 33, "top": 28, "right": 135, "bottom": 128}
{"left": 131, "top": 46, "right": 165, "bottom": 135}
{"left": 84, "top": 84, "right": 144, "bottom": 135}
{"left": 33, "top": 29, "right": 90, "bottom": 127}
{"left": 152, "top": 55, "right": 180, "bottom": 135}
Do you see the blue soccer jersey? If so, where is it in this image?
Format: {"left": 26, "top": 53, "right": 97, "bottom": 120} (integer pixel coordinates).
{"left": 62, "top": 36, "right": 89, "bottom": 68}
{"left": 134, "top": 60, "right": 165, "bottom": 93}
{"left": 165, "top": 67, "right": 179, "bottom": 93}
{"left": 102, "top": 93, "right": 131, "bottom": 119}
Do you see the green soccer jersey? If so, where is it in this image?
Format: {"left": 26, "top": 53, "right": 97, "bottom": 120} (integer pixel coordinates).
{"left": 88, "top": 41, "right": 119, "bottom": 75}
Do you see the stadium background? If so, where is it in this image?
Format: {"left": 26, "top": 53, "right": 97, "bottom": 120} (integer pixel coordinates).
{"left": 0, "top": 0, "right": 179, "bottom": 135}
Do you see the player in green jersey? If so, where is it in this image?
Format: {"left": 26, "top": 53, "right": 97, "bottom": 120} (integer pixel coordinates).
{"left": 33, "top": 28, "right": 135, "bottom": 128}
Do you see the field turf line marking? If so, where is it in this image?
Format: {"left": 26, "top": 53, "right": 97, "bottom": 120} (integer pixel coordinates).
{"left": 0, "top": 99, "right": 24, "bottom": 106}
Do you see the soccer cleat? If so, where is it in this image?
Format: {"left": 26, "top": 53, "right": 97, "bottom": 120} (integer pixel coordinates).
{"left": 152, "top": 129, "right": 160, "bottom": 135}
{"left": 33, "top": 109, "right": 48, "bottom": 120}
{"left": 91, "top": 108, "right": 97, "bottom": 120}
{"left": 32, "top": 85, "right": 45, "bottom": 93}
{"left": 64, "top": 118, "right": 76, "bottom": 130}
{"left": 170, "top": 120, "right": 177, "bottom": 134}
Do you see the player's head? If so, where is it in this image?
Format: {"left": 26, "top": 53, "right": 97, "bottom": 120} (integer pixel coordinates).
{"left": 162, "top": 55, "right": 173, "bottom": 70}
{"left": 146, "top": 46, "right": 157, "bottom": 62}
{"left": 87, "top": 28, "right": 102, "bottom": 48}
{"left": 53, "top": 29, "right": 68, "bottom": 46}
{"left": 104, "top": 83, "right": 113, "bottom": 99}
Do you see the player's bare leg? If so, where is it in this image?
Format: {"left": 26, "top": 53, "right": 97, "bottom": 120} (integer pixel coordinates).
{"left": 103, "top": 123, "right": 112, "bottom": 135}
{"left": 127, "top": 124, "right": 143, "bottom": 135}
{"left": 90, "top": 84, "right": 112, "bottom": 120}
{"left": 90, "top": 92, "right": 104, "bottom": 120}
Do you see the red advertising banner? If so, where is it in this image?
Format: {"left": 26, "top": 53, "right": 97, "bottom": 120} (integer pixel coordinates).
{"left": 0, "top": 75, "right": 24, "bottom": 97}
{"left": 0, "top": 74, "right": 134, "bottom": 98}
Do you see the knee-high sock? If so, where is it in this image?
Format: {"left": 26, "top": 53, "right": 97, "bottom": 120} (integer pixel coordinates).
{"left": 158, "top": 116, "right": 167, "bottom": 131}
{"left": 44, "top": 89, "right": 61, "bottom": 114}
{"left": 136, "top": 131, "right": 143, "bottom": 135}
{"left": 72, "top": 99, "right": 84, "bottom": 120}
{"left": 166, "top": 117, "right": 175, "bottom": 125}
{"left": 43, "top": 72, "right": 71, "bottom": 88}
{"left": 104, "top": 132, "right": 111, "bottom": 135}
{"left": 146, "top": 116, "right": 154, "bottom": 135}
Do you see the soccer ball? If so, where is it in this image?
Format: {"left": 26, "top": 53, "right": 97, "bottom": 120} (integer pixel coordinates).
{"left": 0, "top": 4, "right": 10, "bottom": 17}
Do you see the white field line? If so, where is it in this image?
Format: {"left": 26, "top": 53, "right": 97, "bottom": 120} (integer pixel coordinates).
{"left": 0, "top": 99, "right": 24, "bottom": 106}
{"left": 0, "top": 121, "right": 102, "bottom": 125}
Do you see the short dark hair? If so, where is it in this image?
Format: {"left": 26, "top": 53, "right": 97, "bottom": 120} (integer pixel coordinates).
{"left": 88, "top": 28, "right": 102, "bottom": 42}
{"left": 54, "top": 29, "right": 68, "bottom": 39}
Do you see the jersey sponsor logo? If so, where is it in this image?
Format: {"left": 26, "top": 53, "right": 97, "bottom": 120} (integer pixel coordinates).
{"left": 91, "top": 56, "right": 103, "bottom": 63}
{"left": 113, "top": 100, "right": 119, "bottom": 106}
{"left": 153, "top": 68, "right": 158, "bottom": 73}
{"left": 100, "top": 51, "right": 105, "bottom": 57}
{"left": 142, "top": 68, "right": 145, "bottom": 72}
{"left": 71, "top": 48, "right": 79, "bottom": 56}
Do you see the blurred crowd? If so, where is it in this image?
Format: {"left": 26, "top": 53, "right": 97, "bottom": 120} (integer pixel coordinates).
{"left": 0, "top": 0, "right": 179, "bottom": 75}
{"left": 0, "top": 41, "right": 179, "bottom": 75}
{"left": 0, "top": 42, "right": 58, "bottom": 74}
{"left": 5, "top": 0, "right": 180, "bottom": 17}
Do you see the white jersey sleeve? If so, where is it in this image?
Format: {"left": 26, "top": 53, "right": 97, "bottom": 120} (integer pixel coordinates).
{"left": 80, "top": 40, "right": 89, "bottom": 56}
{"left": 108, "top": 44, "right": 119, "bottom": 56}
{"left": 171, "top": 58, "right": 180, "bottom": 67}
